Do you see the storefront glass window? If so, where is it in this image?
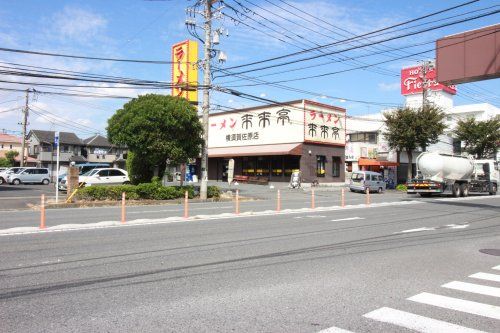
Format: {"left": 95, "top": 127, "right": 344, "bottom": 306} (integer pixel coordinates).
{"left": 242, "top": 157, "right": 255, "bottom": 176}
{"left": 284, "top": 156, "right": 300, "bottom": 177}
{"left": 271, "top": 156, "right": 283, "bottom": 177}
{"left": 332, "top": 156, "right": 341, "bottom": 177}
{"left": 316, "top": 155, "right": 326, "bottom": 177}
{"left": 256, "top": 157, "right": 270, "bottom": 177}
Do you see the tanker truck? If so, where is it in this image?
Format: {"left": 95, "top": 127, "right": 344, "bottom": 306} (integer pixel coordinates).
{"left": 407, "top": 152, "right": 498, "bottom": 197}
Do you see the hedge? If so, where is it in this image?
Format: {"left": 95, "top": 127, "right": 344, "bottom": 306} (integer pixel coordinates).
{"left": 75, "top": 183, "right": 220, "bottom": 201}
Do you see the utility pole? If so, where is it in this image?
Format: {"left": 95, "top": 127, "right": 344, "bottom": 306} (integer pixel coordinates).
{"left": 421, "top": 60, "right": 433, "bottom": 110}
{"left": 20, "top": 89, "right": 30, "bottom": 167}
{"left": 199, "top": 0, "right": 213, "bottom": 200}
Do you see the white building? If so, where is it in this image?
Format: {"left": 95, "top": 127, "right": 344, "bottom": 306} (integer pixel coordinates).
{"left": 346, "top": 63, "right": 499, "bottom": 184}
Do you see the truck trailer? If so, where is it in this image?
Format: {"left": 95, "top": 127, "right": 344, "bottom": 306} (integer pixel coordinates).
{"left": 407, "top": 152, "right": 498, "bottom": 197}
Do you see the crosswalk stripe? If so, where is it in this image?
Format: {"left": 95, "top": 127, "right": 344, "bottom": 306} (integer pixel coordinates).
{"left": 469, "top": 272, "right": 500, "bottom": 282}
{"left": 408, "top": 292, "right": 500, "bottom": 320}
{"left": 442, "top": 281, "right": 500, "bottom": 297}
{"left": 317, "top": 327, "right": 356, "bottom": 333}
{"left": 491, "top": 265, "right": 500, "bottom": 271}
{"left": 363, "top": 307, "right": 486, "bottom": 333}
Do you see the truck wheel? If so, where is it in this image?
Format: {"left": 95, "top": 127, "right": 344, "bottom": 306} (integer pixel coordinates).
{"left": 42, "top": 179, "right": 50, "bottom": 185}
{"left": 459, "top": 183, "right": 469, "bottom": 197}
{"left": 452, "top": 183, "right": 460, "bottom": 197}
{"left": 490, "top": 184, "right": 497, "bottom": 195}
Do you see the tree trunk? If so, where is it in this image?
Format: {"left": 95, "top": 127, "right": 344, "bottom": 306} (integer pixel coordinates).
{"left": 396, "top": 150, "right": 401, "bottom": 184}
{"left": 406, "top": 149, "right": 413, "bottom": 181}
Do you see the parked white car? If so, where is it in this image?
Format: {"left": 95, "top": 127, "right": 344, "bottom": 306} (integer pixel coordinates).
{"left": 0, "top": 167, "right": 34, "bottom": 185}
{"left": 59, "top": 168, "right": 130, "bottom": 190}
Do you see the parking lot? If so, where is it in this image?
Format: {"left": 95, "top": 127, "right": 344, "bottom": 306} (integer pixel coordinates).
{"left": 0, "top": 183, "right": 56, "bottom": 210}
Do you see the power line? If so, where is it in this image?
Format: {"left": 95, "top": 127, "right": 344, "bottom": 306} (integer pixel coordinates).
{"left": 0, "top": 47, "right": 187, "bottom": 64}
{"left": 222, "top": 0, "right": 481, "bottom": 71}
{"left": 218, "top": 9, "right": 500, "bottom": 77}
{"left": 219, "top": 27, "right": 500, "bottom": 86}
{"left": 223, "top": 1, "right": 396, "bottom": 77}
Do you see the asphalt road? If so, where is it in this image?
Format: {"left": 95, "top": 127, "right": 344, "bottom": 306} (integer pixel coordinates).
{"left": 0, "top": 195, "right": 498, "bottom": 332}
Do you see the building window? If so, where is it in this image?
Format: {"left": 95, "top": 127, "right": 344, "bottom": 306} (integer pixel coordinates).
{"left": 9, "top": 144, "right": 12, "bottom": 149}
{"left": 0, "top": 144, "right": 3, "bottom": 148}
{"left": 332, "top": 156, "right": 341, "bottom": 177}
{"left": 316, "top": 155, "right": 326, "bottom": 177}
{"left": 348, "top": 132, "right": 378, "bottom": 144}
{"left": 453, "top": 139, "right": 461, "bottom": 155}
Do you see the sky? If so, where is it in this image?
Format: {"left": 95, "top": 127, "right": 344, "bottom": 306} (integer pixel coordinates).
{"left": 0, "top": 0, "right": 498, "bottom": 138}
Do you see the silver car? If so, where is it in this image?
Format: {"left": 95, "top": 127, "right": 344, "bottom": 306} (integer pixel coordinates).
{"left": 0, "top": 167, "right": 34, "bottom": 185}
{"left": 349, "top": 171, "right": 386, "bottom": 193}
{"left": 8, "top": 168, "right": 51, "bottom": 185}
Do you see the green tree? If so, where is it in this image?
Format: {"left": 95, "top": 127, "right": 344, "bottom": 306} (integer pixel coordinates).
{"left": 384, "top": 106, "right": 446, "bottom": 180}
{"left": 107, "top": 94, "right": 203, "bottom": 183}
{"left": 5, "top": 150, "right": 19, "bottom": 166}
{"left": 0, "top": 158, "right": 10, "bottom": 167}
{"left": 454, "top": 116, "right": 500, "bottom": 159}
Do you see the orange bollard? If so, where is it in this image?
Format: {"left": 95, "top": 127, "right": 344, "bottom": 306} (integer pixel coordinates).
{"left": 311, "top": 188, "right": 315, "bottom": 209}
{"left": 184, "top": 190, "right": 189, "bottom": 219}
{"left": 121, "top": 192, "right": 126, "bottom": 224}
{"left": 276, "top": 189, "right": 281, "bottom": 212}
{"left": 235, "top": 189, "right": 240, "bottom": 215}
{"left": 341, "top": 188, "right": 345, "bottom": 208}
{"left": 365, "top": 187, "right": 370, "bottom": 205}
{"left": 40, "top": 194, "right": 46, "bottom": 229}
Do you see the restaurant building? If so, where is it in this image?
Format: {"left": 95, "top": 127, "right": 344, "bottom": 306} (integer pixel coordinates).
{"left": 206, "top": 100, "right": 346, "bottom": 183}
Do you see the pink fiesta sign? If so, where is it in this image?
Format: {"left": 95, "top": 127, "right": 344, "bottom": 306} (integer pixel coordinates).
{"left": 401, "top": 65, "right": 456, "bottom": 95}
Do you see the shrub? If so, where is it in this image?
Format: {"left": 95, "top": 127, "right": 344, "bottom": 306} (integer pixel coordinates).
{"left": 152, "top": 186, "right": 179, "bottom": 200}
{"left": 75, "top": 184, "right": 221, "bottom": 201}
{"left": 207, "top": 186, "right": 221, "bottom": 198}
{"left": 396, "top": 184, "right": 407, "bottom": 192}
{"left": 135, "top": 182, "right": 161, "bottom": 199}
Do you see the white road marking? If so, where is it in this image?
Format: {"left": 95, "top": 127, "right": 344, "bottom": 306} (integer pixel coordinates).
{"left": 363, "top": 307, "right": 486, "bottom": 333}
{"left": 493, "top": 265, "right": 500, "bottom": 271}
{"left": 128, "top": 206, "right": 233, "bottom": 214}
{"left": 330, "top": 217, "right": 364, "bottom": 222}
{"left": 317, "top": 327, "right": 355, "bottom": 333}
{"left": 445, "top": 224, "right": 469, "bottom": 229}
{"left": 442, "top": 281, "right": 500, "bottom": 297}
{"left": 395, "top": 227, "right": 435, "bottom": 234}
{"left": 469, "top": 272, "right": 500, "bottom": 283}
{"left": 0, "top": 200, "right": 425, "bottom": 236}
{"left": 408, "top": 292, "right": 500, "bottom": 320}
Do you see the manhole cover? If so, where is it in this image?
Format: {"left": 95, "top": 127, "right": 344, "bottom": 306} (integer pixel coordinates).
{"left": 479, "top": 249, "right": 500, "bottom": 256}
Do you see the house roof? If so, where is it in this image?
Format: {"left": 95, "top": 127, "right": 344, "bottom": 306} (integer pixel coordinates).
{"left": 30, "top": 130, "right": 83, "bottom": 145}
{"left": 83, "top": 134, "right": 113, "bottom": 148}
{"left": 0, "top": 133, "right": 22, "bottom": 144}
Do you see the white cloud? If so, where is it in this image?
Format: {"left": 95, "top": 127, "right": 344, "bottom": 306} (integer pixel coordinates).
{"left": 49, "top": 6, "right": 107, "bottom": 44}
{"left": 378, "top": 82, "right": 400, "bottom": 91}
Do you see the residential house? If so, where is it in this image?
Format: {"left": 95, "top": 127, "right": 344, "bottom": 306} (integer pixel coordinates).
{"left": 27, "top": 130, "right": 86, "bottom": 177}
{"left": 0, "top": 133, "right": 37, "bottom": 166}
{"left": 83, "top": 134, "right": 127, "bottom": 169}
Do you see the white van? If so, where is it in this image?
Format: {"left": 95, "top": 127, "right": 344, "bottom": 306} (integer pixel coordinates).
{"left": 349, "top": 171, "right": 386, "bottom": 193}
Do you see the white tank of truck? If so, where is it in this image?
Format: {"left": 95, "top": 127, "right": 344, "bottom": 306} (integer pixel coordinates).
{"left": 417, "top": 152, "right": 474, "bottom": 182}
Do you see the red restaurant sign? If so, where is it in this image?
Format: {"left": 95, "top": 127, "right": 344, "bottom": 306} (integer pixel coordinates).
{"left": 401, "top": 65, "right": 456, "bottom": 95}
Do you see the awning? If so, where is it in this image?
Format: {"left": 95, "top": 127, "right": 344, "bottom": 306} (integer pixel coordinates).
{"left": 358, "top": 157, "right": 399, "bottom": 167}
{"left": 208, "top": 143, "right": 302, "bottom": 158}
